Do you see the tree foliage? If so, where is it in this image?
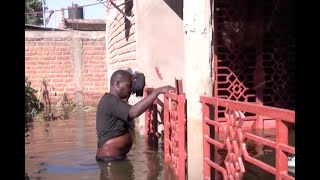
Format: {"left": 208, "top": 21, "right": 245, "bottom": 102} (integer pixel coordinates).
{"left": 25, "top": 77, "right": 41, "bottom": 118}
{"left": 25, "top": 0, "right": 47, "bottom": 25}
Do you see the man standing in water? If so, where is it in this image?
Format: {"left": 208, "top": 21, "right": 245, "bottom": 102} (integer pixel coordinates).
{"left": 95, "top": 70, "right": 174, "bottom": 161}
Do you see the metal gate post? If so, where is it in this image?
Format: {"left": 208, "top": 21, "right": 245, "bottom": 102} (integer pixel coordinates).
{"left": 164, "top": 95, "right": 170, "bottom": 164}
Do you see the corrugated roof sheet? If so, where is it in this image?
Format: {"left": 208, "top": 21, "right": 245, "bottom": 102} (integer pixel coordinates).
{"left": 25, "top": 24, "right": 70, "bottom": 31}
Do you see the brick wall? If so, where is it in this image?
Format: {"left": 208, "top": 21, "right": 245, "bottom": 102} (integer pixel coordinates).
{"left": 106, "top": 0, "right": 137, "bottom": 80}
{"left": 81, "top": 37, "right": 107, "bottom": 105}
{"left": 25, "top": 31, "right": 107, "bottom": 106}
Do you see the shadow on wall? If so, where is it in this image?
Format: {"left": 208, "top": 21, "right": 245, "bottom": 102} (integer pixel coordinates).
{"left": 125, "top": 0, "right": 134, "bottom": 41}
{"left": 163, "top": 0, "right": 183, "bottom": 20}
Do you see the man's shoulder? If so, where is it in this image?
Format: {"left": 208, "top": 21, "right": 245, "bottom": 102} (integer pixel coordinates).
{"left": 97, "top": 94, "right": 115, "bottom": 112}
{"left": 99, "top": 93, "right": 122, "bottom": 105}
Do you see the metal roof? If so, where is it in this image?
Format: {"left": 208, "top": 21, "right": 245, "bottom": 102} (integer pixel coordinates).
{"left": 25, "top": 24, "right": 70, "bottom": 31}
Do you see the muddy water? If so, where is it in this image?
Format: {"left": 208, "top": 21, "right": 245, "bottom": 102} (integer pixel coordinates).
{"left": 25, "top": 109, "right": 295, "bottom": 180}
{"left": 25, "top": 110, "right": 165, "bottom": 180}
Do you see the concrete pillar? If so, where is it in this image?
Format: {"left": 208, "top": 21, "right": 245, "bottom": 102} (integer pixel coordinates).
{"left": 60, "top": 8, "right": 66, "bottom": 29}
{"left": 184, "top": 0, "right": 213, "bottom": 179}
{"left": 105, "top": 8, "right": 111, "bottom": 86}
{"left": 71, "top": 32, "right": 84, "bottom": 107}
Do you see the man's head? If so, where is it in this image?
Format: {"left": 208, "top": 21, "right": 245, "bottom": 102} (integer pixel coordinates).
{"left": 110, "top": 70, "right": 133, "bottom": 99}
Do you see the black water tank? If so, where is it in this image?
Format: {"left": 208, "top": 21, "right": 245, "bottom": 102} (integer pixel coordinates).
{"left": 68, "top": 4, "right": 84, "bottom": 19}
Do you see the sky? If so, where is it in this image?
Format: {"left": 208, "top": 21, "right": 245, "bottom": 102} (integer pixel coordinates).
{"left": 44, "top": 0, "right": 106, "bottom": 28}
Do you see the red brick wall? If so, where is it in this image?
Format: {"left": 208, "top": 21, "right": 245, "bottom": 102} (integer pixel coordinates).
{"left": 81, "top": 38, "right": 107, "bottom": 105}
{"left": 106, "top": 0, "right": 137, "bottom": 77}
{"left": 25, "top": 31, "right": 107, "bottom": 106}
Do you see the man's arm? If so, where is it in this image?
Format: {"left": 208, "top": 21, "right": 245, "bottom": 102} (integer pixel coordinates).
{"left": 128, "top": 85, "right": 173, "bottom": 118}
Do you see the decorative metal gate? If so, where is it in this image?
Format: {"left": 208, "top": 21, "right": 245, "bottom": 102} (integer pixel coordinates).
{"left": 163, "top": 80, "right": 187, "bottom": 180}
{"left": 213, "top": 0, "right": 296, "bottom": 119}
{"left": 207, "top": 0, "right": 296, "bottom": 179}
{"left": 144, "top": 80, "right": 187, "bottom": 180}
{"left": 163, "top": 79, "right": 187, "bottom": 180}
{"left": 201, "top": 96, "right": 295, "bottom": 180}
{"left": 144, "top": 87, "right": 159, "bottom": 147}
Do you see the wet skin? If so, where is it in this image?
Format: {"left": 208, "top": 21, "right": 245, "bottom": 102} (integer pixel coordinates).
{"left": 96, "top": 133, "right": 133, "bottom": 158}
{"left": 96, "top": 71, "right": 174, "bottom": 158}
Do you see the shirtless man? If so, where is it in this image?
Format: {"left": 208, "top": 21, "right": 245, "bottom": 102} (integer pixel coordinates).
{"left": 95, "top": 70, "right": 174, "bottom": 161}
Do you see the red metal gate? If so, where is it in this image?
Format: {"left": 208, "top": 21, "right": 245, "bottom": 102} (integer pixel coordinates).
{"left": 144, "top": 87, "right": 159, "bottom": 147}
{"left": 211, "top": 0, "right": 296, "bottom": 178}
{"left": 163, "top": 90, "right": 187, "bottom": 180}
{"left": 213, "top": 0, "right": 296, "bottom": 128}
{"left": 200, "top": 96, "right": 295, "bottom": 180}
{"left": 144, "top": 79, "right": 187, "bottom": 179}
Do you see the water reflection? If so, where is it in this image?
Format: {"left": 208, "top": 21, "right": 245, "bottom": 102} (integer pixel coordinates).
{"left": 145, "top": 148, "right": 162, "bottom": 180}
{"left": 98, "top": 159, "right": 134, "bottom": 180}
{"left": 25, "top": 110, "right": 166, "bottom": 180}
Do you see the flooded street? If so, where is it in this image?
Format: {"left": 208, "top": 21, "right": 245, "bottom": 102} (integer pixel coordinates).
{"left": 25, "top": 110, "right": 166, "bottom": 180}
{"left": 25, "top": 109, "right": 294, "bottom": 180}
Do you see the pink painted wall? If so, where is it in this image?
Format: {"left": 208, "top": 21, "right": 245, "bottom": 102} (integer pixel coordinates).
{"left": 135, "top": 0, "right": 185, "bottom": 88}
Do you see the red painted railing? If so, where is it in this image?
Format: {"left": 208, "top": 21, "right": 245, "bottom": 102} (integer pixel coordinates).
{"left": 144, "top": 79, "right": 187, "bottom": 179}
{"left": 144, "top": 87, "right": 159, "bottom": 147}
{"left": 200, "top": 96, "right": 295, "bottom": 180}
{"left": 164, "top": 90, "right": 187, "bottom": 180}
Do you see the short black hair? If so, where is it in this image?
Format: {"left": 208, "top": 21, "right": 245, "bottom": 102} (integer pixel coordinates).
{"left": 110, "top": 70, "right": 133, "bottom": 86}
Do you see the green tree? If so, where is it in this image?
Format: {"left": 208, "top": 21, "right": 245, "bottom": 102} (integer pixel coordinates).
{"left": 25, "top": 0, "right": 47, "bottom": 25}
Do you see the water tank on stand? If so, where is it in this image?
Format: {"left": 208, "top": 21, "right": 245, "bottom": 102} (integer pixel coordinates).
{"left": 68, "top": 4, "right": 84, "bottom": 19}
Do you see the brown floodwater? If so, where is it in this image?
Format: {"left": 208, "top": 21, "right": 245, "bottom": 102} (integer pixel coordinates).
{"left": 25, "top": 110, "right": 166, "bottom": 180}
{"left": 25, "top": 109, "right": 294, "bottom": 180}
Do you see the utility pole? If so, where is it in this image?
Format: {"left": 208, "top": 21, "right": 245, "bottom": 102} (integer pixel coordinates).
{"left": 41, "top": 0, "right": 46, "bottom": 27}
